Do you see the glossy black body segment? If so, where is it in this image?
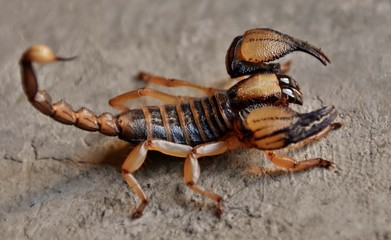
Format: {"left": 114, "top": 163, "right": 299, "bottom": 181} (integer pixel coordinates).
{"left": 117, "top": 93, "right": 236, "bottom": 147}
{"left": 285, "top": 106, "right": 337, "bottom": 144}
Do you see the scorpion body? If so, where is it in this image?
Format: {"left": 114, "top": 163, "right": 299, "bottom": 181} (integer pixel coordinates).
{"left": 117, "top": 93, "right": 234, "bottom": 146}
{"left": 117, "top": 73, "right": 303, "bottom": 146}
{"left": 20, "top": 28, "right": 341, "bottom": 218}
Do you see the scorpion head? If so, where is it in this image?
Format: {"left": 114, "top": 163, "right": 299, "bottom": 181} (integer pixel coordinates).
{"left": 227, "top": 73, "right": 302, "bottom": 110}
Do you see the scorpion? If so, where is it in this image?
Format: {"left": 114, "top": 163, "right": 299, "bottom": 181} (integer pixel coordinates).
{"left": 20, "top": 28, "right": 341, "bottom": 218}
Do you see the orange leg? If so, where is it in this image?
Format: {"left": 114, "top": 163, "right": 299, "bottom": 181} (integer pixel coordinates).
{"left": 183, "top": 137, "right": 241, "bottom": 216}
{"left": 121, "top": 139, "right": 192, "bottom": 218}
{"left": 138, "top": 71, "right": 221, "bottom": 95}
{"left": 109, "top": 87, "right": 196, "bottom": 112}
{"left": 264, "top": 151, "right": 333, "bottom": 172}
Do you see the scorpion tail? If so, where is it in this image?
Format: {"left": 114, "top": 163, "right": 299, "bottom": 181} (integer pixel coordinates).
{"left": 20, "top": 45, "right": 120, "bottom": 136}
{"left": 242, "top": 105, "right": 341, "bottom": 150}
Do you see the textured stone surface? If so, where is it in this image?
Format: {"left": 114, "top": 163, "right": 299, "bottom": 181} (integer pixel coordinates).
{"left": 1, "top": 0, "right": 390, "bottom": 239}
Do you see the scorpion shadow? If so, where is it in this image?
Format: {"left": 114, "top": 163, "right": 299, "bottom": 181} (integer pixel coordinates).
{"left": 1, "top": 137, "right": 296, "bottom": 220}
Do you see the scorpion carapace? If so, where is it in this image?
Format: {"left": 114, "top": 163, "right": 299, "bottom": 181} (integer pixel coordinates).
{"left": 226, "top": 28, "right": 331, "bottom": 78}
{"left": 20, "top": 29, "right": 340, "bottom": 218}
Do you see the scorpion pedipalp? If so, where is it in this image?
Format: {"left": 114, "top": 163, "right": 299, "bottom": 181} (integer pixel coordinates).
{"left": 240, "top": 105, "right": 338, "bottom": 150}
{"left": 226, "top": 28, "right": 330, "bottom": 78}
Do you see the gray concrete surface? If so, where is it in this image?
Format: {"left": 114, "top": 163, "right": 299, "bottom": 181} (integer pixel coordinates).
{"left": 1, "top": 0, "right": 390, "bottom": 239}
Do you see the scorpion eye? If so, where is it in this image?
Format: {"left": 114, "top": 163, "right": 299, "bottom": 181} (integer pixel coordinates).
{"left": 282, "top": 88, "right": 294, "bottom": 98}
{"left": 279, "top": 77, "right": 290, "bottom": 84}
{"left": 282, "top": 88, "right": 303, "bottom": 105}
{"left": 277, "top": 75, "right": 300, "bottom": 90}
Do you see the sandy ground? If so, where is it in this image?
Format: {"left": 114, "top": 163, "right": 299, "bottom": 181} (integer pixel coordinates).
{"left": 1, "top": 0, "right": 390, "bottom": 239}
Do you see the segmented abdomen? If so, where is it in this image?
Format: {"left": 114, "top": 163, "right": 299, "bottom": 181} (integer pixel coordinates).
{"left": 117, "top": 94, "right": 235, "bottom": 146}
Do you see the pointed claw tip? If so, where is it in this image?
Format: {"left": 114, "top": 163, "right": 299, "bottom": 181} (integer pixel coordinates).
{"left": 131, "top": 211, "right": 143, "bottom": 219}
{"left": 297, "top": 44, "right": 331, "bottom": 66}
{"left": 318, "top": 159, "right": 334, "bottom": 169}
{"left": 136, "top": 71, "right": 151, "bottom": 81}
{"left": 321, "top": 57, "right": 331, "bottom": 66}
{"left": 326, "top": 161, "right": 335, "bottom": 169}
{"left": 56, "top": 56, "right": 78, "bottom": 61}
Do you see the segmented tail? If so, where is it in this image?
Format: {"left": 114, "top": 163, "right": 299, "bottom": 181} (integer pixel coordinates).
{"left": 20, "top": 45, "right": 120, "bottom": 136}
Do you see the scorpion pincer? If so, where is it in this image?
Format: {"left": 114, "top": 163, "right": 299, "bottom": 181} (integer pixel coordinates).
{"left": 20, "top": 28, "right": 341, "bottom": 218}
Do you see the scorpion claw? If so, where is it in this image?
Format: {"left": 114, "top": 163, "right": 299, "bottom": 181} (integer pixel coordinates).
{"left": 226, "top": 28, "right": 330, "bottom": 78}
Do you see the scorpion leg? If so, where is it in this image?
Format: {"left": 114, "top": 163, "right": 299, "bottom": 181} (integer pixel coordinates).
{"left": 264, "top": 151, "right": 333, "bottom": 172}
{"left": 109, "top": 87, "right": 196, "bottom": 112}
{"left": 184, "top": 137, "right": 241, "bottom": 216}
{"left": 122, "top": 139, "right": 192, "bottom": 218}
{"left": 138, "top": 71, "right": 221, "bottom": 95}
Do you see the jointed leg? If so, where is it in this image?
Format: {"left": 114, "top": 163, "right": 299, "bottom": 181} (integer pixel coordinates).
{"left": 184, "top": 137, "right": 241, "bottom": 216}
{"left": 109, "top": 87, "right": 196, "bottom": 112}
{"left": 138, "top": 71, "right": 221, "bottom": 95}
{"left": 265, "top": 151, "right": 333, "bottom": 172}
{"left": 122, "top": 139, "right": 192, "bottom": 218}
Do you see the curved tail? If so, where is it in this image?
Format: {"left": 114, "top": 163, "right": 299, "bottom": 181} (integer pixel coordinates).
{"left": 20, "top": 45, "right": 120, "bottom": 136}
